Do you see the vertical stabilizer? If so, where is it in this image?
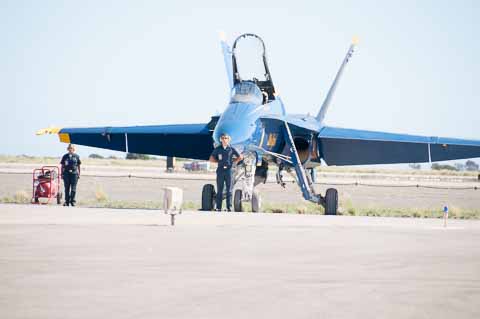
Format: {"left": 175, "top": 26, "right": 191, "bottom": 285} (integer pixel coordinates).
{"left": 316, "top": 37, "right": 358, "bottom": 123}
{"left": 219, "top": 31, "right": 234, "bottom": 89}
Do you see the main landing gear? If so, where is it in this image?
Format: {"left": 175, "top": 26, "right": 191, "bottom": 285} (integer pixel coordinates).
{"left": 281, "top": 121, "right": 339, "bottom": 215}
{"left": 233, "top": 188, "right": 261, "bottom": 212}
{"left": 276, "top": 165, "right": 339, "bottom": 215}
{"left": 201, "top": 184, "right": 216, "bottom": 211}
{"left": 323, "top": 188, "right": 338, "bottom": 215}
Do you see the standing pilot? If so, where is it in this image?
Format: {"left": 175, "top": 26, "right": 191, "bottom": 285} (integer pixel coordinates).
{"left": 60, "top": 144, "right": 81, "bottom": 206}
{"left": 209, "top": 133, "right": 243, "bottom": 211}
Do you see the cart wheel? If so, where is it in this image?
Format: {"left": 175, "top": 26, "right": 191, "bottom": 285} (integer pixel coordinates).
{"left": 56, "top": 192, "right": 62, "bottom": 205}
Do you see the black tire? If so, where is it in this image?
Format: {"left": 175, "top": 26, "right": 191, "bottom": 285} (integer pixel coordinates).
{"left": 56, "top": 192, "right": 62, "bottom": 205}
{"left": 324, "top": 188, "right": 338, "bottom": 215}
{"left": 234, "top": 189, "right": 242, "bottom": 212}
{"left": 251, "top": 190, "right": 261, "bottom": 213}
{"left": 201, "top": 184, "right": 216, "bottom": 211}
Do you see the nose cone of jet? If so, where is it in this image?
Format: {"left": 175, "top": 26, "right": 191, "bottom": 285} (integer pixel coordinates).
{"left": 213, "top": 120, "right": 256, "bottom": 147}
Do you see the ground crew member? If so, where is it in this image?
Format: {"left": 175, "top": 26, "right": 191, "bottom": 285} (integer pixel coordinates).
{"left": 209, "top": 134, "right": 243, "bottom": 211}
{"left": 60, "top": 144, "right": 81, "bottom": 206}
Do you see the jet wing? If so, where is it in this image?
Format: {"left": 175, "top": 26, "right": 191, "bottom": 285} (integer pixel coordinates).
{"left": 38, "top": 123, "right": 214, "bottom": 160}
{"left": 318, "top": 126, "right": 480, "bottom": 166}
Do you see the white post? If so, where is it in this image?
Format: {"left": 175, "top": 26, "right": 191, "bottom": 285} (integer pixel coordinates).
{"left": 163, "top": 187, "right": 183, "bottom": 226}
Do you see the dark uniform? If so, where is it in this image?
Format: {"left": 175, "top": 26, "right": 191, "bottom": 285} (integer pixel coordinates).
{"left": 60, "top": 153, "right": 81, "bottom": 206}
{"left": 210, "top": 145, "right": 240, "bottom": 210}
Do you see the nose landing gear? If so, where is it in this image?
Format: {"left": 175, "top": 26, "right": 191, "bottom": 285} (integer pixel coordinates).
{"left": 233, "top": 189, "right": 243, "bottom": 212}
{"left": 251, "top": 189, "right": 261, "bottom": 212}
{"left": 232, "top": 152, "right": 263, "bottom": 212}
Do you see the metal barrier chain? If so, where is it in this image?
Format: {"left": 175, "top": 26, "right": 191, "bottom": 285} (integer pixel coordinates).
{"left": 0, "top": 171, "right": 477, "bottom": 190}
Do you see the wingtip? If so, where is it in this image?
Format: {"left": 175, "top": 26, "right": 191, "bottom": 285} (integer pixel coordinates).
{"left": 219, "top": 31, "right": 227, "bottom": 42}
{"left": 36, "top": 127, "right": 61, "bottom": 136}
{"left": 352, "top": 36, "right": 360, "bottom": 45}
{"left": 35, "top": 129, "right": 46, "bottom": 136}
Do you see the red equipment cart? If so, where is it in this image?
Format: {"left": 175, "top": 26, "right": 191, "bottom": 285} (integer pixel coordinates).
{"left": 32, "top": 166, "right": 62, "bottom": 205}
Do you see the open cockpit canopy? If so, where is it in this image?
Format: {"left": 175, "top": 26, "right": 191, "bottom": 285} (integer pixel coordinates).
{"left": 232, "top": 33, "right": 276, "bottom": 101}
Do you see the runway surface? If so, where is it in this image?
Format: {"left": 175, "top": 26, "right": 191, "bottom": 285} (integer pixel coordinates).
{"left": 1, "top": 204, "right": 479, "bottom": 319}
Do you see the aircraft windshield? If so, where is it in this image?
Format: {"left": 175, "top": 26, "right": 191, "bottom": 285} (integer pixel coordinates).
{"left": 231, "top": 81, "right": 263, "bottom": 105}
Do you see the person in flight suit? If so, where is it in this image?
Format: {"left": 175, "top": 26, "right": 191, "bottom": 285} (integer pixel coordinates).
{"left": 60, "top": 144, "right": 82, "bottom": 206}
{"left": 209, "top": 133, "right": 243, "bottom": 211}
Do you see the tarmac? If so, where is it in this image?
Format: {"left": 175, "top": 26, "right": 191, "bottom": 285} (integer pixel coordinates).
{"left": 1, "top": 204, "right": 479, "bottom": 319}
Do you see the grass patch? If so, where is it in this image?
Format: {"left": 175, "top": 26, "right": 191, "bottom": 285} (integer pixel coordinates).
{"left": 245, "top": 200, "right": 480, "bottom": 219}
{"left": 0, "top": 190, "right": 31, "bottom": 204}
{"left": 182, "top": 201, "right": 199, "bottom": 210}
{"left": 77, "top": 199, "right": 200, "bottom": 211}
{"left": 14, "top": 190, "right": 31, "bottom": 204}
{"left": 261, "top": 201, "right": 324, "bottom": 214}
{"left": 337, "top": 203, "right": 480, "bottom": 219}
{"left": 94, "top": 186, "right": 108, "bottom": 202}
{"left": 0, "top": 189, "right": 478, "bottom": 219}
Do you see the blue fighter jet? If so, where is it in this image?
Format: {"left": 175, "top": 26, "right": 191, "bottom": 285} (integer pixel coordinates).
{"left": 38, "top": 33, "right": 480, "bottom": 215}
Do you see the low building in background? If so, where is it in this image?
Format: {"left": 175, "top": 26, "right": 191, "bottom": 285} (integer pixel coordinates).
{"left": 183, "top": 161, "right": 210, "bottom": 172}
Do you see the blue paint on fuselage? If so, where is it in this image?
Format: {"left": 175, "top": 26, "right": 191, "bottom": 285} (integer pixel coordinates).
{"left": 213, "top": 81, "right": 285, "bottom": 154}
{"left": 212, "top": 81, "right": 326, "bottom": 167}
{"left": 213, "top": 106, "right": 262, "bottom": 153}
{"left": 212, "top": 80, "right": 327, "bottom": 169}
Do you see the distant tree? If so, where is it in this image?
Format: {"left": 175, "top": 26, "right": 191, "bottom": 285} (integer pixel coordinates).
{"left": 126, "top": 153, "right": 151, "bottom": 160}
{"left": 454, "top": 163, "right": 465, "bottom": 171}
{"left": 89, "top": 153, "right": 104, "bottom": 159}
{"left": 465, "top": 160, "right": 479, "bottom": 171}
{"left": 108, "top": 155, "right": 119, "bottom": 160}
{"left": 409, "top": 163, "right": 421, "bottom": 170}
{"left": 431, "top": 163, "right": 457, "bottom": 171}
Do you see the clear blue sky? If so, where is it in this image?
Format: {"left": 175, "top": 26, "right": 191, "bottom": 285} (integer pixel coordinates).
{"left": 1, "top": 0, "right": 479, "bottom": 162}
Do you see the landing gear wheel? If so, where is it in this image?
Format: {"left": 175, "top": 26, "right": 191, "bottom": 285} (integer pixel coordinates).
{"left": 56, "top": 192, "right": 62, "bottom": 205}
{"left": 324, "top": 188, "right": 338, "bottom": 215}
{"left": 201, "top": 184, "right": 216, "bottom": 211}
{"left": 234, "top": 189, "right": 243, "bottom": 212}
{"left": 251, "top": 190, "right": 261, "bottom": 213}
